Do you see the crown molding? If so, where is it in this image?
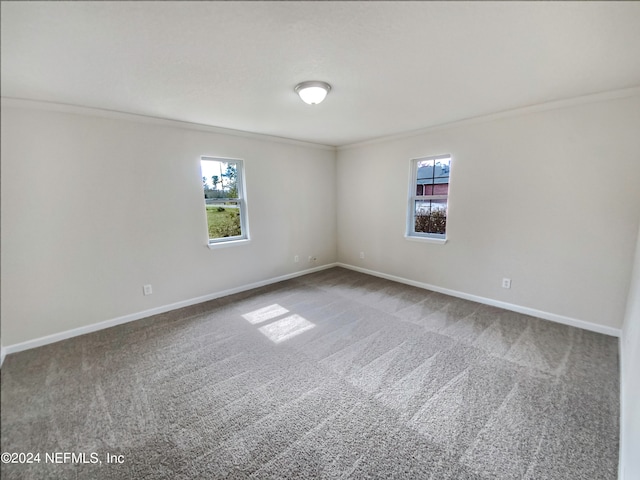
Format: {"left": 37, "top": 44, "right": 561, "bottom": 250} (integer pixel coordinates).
{"left": 4, "top": 85, "right": 639, "bottom": 152}
{"left": 0, "top": 97, "right": 336, "bottom": 151}
{"left": 338, "top": 85, "right": 640, "bottom": 150}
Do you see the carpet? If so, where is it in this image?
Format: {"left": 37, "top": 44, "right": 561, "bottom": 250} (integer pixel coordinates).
{"left": 0, "top": 267, "right": 619, "bottom": 479}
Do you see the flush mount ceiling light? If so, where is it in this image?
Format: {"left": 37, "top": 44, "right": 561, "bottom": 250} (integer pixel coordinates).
{"left": 294, "top": 81, "right": 331, "bottom": 105}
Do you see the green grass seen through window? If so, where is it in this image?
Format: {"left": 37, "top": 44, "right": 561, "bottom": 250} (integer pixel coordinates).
{"left": 206, "top": 205, "right": 241, "bottom": 239}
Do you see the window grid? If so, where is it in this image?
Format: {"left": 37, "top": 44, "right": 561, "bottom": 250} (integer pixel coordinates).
{"left": 201, "top": 157, "right": 248, "bottom": 245}
{"left": 408, "top": 154, "right": 451, "bottom": 239}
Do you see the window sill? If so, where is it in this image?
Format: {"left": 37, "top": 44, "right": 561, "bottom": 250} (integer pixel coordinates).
{"left": 207, "top": 238, "right": 251, "bottom": 249}
{"left": 404, "top": 235, "right": 447, "bottom": 245}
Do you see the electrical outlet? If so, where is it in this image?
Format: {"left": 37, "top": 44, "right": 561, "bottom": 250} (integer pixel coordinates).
{"left": 294, "top": 255, "right": 299, "bottom": 263}
{"left": 359, "top": 252, "right": 365, "bottom": 259}
{"left": 502, "top": 278, "right": 512, "bottom": 289}
{"left": 143, "top": 284, "right": 153, "bottom": 296}
{"left": 308, "top": 256, "right": 317, "bottom": 262}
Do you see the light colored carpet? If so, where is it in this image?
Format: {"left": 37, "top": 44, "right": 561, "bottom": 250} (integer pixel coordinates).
{"left": 1, "top": 267, "right": 619, "bottom": 479}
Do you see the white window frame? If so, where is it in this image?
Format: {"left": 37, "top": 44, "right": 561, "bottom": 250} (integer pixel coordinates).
{"left": 201, "top": 156, "right": 250, "bottom": 248}
{"left": 406, "top": 153, "right": 451, "bottom": 244}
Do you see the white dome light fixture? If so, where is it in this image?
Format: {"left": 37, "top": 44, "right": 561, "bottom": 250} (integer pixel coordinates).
{"left": 294, "top": 81, "right": 331, "bottom": 105}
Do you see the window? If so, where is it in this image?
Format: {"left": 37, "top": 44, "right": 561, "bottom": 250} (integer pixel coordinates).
{"left": 200, "top": 157, "right": 248, "bottom": 245}
{"left": 407, "top": 154, "right": 451, "bottom": 241}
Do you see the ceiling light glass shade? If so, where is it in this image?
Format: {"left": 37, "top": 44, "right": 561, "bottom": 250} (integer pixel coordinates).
{"left": 294, "top": 81, "right": 331, "bottom": 105}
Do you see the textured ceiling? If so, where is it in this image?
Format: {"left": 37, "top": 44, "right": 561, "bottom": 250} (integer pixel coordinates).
{"left": 2, "top": 1, "right": 640, "bottom": 146}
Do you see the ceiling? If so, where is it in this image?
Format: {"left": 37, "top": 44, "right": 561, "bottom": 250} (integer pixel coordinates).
{"left": 2, "top": 2, "right": 640, "bottom": 147}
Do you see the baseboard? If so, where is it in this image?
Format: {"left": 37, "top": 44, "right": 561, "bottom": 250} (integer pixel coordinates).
{"left": 618, "top": 335, "right": 625, "bottom": 480}
{"left": 2, "top": 263, "right": 338, "bottom": 358}
{"left": 336, "top": 263, "right": 622, "bottom": 338}
{"left": 3, "top": 261, "right": 619, "bottom": 360}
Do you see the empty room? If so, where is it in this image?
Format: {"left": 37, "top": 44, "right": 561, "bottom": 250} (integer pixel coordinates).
{"left": 2, "top": 2, "right": 640, "bottom": 479}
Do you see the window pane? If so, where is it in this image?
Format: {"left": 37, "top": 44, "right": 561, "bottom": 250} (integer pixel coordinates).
{"left": 204, "top": 202, "right": 242, "bottom": 239}
{"left": 432, "top": 182, "right": 449, "bottom": 195}
{"left": 434, "top": 158, "right": 450, "bottom": 179}
{"left": 418, "top": 184, "right": 434, "bottom": 195}
{"left": 414, "top": 199, "right": 447, "bottom": 235}
{"left": 416, "top": 159, "right": 435, "bottom": 186}
{"left": 416, "top": 157, "right": 450, "bottom": 195}
{"left": 200, "top": 157, "right": 247, "bottom": 244}
{"left": 409, "top": 155, "right": 450, "bottom": 239}
{"left": 415, "top": 200, "right": 431, "bottom": 215}
{"left": 201, "top": 160, "right": 239, "bottom": 199}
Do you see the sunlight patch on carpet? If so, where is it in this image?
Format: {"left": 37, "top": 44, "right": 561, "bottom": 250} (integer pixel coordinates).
{"left": 242, "top": 304, "right": 290, "bottom": 325}
{"left": 258, "top": 314, "right": 315, "bottom": 343}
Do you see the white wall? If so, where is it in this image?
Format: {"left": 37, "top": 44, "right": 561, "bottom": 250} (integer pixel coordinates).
{"left": 620, "top": 221, "right": 640, "bottom": 479}
{"left": 336, "top": 95, "right": 640, "bottom": 330}
{"left": 1, "top": 103, "right": 337, "bottom": 347}
{"left": 2, "top": 94, "right": 639, "bottom": 348}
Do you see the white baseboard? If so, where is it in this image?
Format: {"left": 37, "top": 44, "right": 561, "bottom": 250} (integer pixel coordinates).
{"left": 2, "top": 261, "right": 620, "bottom": 361}
{"left": 336, "top": 263, "right": 621, "bottom": 338}
{"left": 1, "top": 263, "right": 338, "bottom": 359}
{"left": 618, "top": 335, "right": 625, "bottom": 480}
